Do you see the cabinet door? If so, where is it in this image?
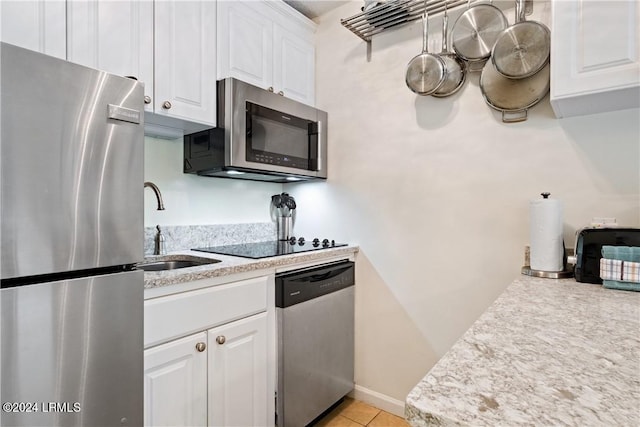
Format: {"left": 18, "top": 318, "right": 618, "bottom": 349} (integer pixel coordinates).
{"left": 550, "top": 0, "right": 640, "bottom": 118}
{"left": 208, "top": 312, "right": 269, "bottom": 427}
{"left": 217, "top": 0, "right": 273, "bottom": 90}
{"left": 144, "top": 332, "right": 208, "bottom": 427}
{"left": 0, "top": 0, "right": 66, "bottom": 59}
{"left": 154, "top": 0, "right": 216, "bottom": 125}
{"left": 66, "top": 0, "right": 154, "bottom": 112}
{"left": 273, "top": 23, "right": 315, "bottom": 106}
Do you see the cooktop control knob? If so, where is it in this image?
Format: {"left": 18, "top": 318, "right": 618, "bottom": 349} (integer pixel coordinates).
{"left": 322, "top": 239, "right": 330, "bottom": 247}
{"left": 289, "top": 237, "right": 297, "bottom": 245}
{"left": 298, "top": 237, "right": 305, "bottom": 245}
{"left": 312, "top": 238, "right": 320, "bottom": 247}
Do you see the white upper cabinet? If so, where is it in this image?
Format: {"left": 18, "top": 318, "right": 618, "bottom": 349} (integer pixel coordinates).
{"left": 6, "top": 0, "right": 216, "bottom": 133}
{"left": 154, "top": 0, "right": 217, "bottom": 125}
{"left": 0, "top": 0, "right": 66, "bottom": 59}
{"left": 218, "top": 0, "right": 316, "bottom": 106}
{"left": 550, "top": 0, "right": 640, "bottom": 118}
{"left": 217, "top": 1, "right": 273, "bottom": 90}
{"left": 66, "top": 0, "right": 154, "bottom": 112}
{"left": 273, "top": 23, "right": 315, "bottom": 106}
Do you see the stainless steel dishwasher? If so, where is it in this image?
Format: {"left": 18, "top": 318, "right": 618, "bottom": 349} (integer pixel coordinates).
{"left": 276, "top": 260, "right": 355, "bottom": 427}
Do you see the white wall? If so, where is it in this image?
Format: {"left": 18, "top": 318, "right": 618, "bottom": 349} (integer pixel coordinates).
{"left": 144, "top": 136, "right": 283, "bottom": 226}
{"left": 289, "top": 1, "right": 640, "bottom": 405}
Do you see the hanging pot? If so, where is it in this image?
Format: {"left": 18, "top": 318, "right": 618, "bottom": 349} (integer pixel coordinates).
{"left": 451, "top": 0, "right": 508, "bottom": 71}
{"left": 479, "top": 60, "right": 550, "bottom": 123}
{"left": 433, "top": 2, "right": 467, "bottom": 98}
{"left": 491, "top": 0, "right": 550, "bottom": 79}
{"left": 405, "top": 9, "right": 446, "bottom": 96}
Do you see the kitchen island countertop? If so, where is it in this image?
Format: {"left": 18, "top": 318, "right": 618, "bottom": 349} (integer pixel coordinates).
{"left": 405, "top": 276, "right": 640, "bottom": 426}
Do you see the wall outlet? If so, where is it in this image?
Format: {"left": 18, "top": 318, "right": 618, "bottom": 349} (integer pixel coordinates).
{"left": 590, "top": 217, "right": 618, "bottom": 228}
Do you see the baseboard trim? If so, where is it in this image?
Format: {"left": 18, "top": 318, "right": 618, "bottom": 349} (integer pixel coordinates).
{"left": 348, "top": 385, "right": 405, "bottom": 418}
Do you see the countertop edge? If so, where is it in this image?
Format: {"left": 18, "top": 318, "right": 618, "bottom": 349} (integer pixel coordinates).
{"left": 143, "top": 245, "right": 359, "bottom": 290}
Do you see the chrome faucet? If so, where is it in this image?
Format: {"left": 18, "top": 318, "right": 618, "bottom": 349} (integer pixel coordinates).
{"left": 145, "top": 182, "right": 165, "bottom": 255}
{"left": 144, "top": 181, "right": 165, "bottom": 210}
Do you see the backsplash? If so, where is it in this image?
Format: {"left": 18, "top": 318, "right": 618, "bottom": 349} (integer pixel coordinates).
{"left": 144, "top": 222, "right": 276, "bottom": 255}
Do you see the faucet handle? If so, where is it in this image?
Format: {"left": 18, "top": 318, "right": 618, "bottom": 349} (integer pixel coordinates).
{"left": 154, "top": 225, "right": 166, "bottom": 255}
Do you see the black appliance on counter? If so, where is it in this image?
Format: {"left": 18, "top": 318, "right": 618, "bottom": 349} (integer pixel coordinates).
{"left": 193, "top": 237, "right": 346, "bottom": 259}
{"left": 573, "top": 227, "right": 640, "bottom": 283}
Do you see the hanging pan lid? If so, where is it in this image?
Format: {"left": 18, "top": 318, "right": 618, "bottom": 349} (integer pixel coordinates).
{"left": 451, "top": 0, "right": 508, "bottom": 63}
{"left": 479, "top": 60, "right": 550, "bottom": 122}
{"left": 491, "top": 0, "right": 550, "bottom": 79}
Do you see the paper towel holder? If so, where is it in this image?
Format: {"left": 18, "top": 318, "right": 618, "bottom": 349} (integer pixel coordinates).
{"left": 524, "top": 193, "right": 575, "bottom": 279}
{"left": 521, "top": 245, "right": 574, "bottom": 279}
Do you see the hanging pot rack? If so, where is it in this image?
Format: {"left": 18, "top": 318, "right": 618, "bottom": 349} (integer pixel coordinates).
{"left": 341, "top": 0, "right": 533, "bottom": 43}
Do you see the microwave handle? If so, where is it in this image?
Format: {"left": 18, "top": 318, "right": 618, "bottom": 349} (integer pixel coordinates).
{"left": 317, "top": 120, "right": 323, "bottom": 172}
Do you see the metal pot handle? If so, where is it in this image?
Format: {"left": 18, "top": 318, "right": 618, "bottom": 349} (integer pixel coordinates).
{"left": 467, "top": 61, "right": 486, "bottom": 73}
{"left": 421, "top": 5, "right": 428, "bottom": 54}
{"left": 516, "top": 0, "right": 526, "bottom": 23}
{"left": 442, "top": 1, "right": 449, "bottom": 52}
{"left": 502, "top": 109, "right": 528, "bottom": 123}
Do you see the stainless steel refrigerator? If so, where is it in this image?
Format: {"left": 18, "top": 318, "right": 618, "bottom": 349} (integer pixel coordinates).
{"left": 0, "top": 43, "right": 144, "bottom": 427}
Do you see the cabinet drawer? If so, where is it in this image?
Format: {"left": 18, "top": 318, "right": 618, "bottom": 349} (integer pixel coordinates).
{"left": 145, "top": 276, "right": 268, "bottom": 348}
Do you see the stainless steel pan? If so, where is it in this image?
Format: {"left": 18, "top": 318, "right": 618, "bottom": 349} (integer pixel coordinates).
{"left": 479, "top": 60, "right": 550, "bottom": 122}
{"left": 405, "top": 10, "right": 446, "bottom": 96}
{"left": 433, "top": 3, "right": 466, "bottom": 97}
{"left": 491, "top": 0, "right": 550, "bottom": 79}
{"left": 451, "top": 0, "right": 508, "bottom": 70}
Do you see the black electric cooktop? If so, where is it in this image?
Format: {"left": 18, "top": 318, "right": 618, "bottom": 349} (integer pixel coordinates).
{"left": 193, "top": 237, "right": 347, "bottom": 259}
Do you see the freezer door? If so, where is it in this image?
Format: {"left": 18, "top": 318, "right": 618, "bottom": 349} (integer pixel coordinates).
{"left": 1, "top": 43, "right": 144, "bottom": 279}
{"left": 1, "top": 270, "right": 143, "bottom": 427}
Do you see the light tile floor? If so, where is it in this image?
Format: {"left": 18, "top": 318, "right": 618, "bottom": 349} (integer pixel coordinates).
{"left": 314, "top": 397, "right": 410, "bottom": 427}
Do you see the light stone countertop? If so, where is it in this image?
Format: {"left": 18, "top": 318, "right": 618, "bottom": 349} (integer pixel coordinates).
{"left": 142, "top": 245, "right": 359, "bottom": 290}
{"left": 405, "top": 276, "right": 640, "bottom": 427}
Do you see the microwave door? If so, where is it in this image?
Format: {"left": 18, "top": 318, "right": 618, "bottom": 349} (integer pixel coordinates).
{"left": 245, "top": 102, "right": 316, "bottom": 172}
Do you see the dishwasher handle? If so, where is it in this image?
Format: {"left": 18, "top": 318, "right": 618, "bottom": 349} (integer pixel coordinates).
{"left": 300, "top": 264, "right": 353, "bottom": 283}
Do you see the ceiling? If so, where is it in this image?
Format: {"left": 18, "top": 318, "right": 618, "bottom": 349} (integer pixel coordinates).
{"left": 284, "top": 1, "right": 351, "bottom": 19}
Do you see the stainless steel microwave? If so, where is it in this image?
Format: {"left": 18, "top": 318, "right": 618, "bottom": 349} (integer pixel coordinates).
{"left": 184, "top": 78, "right": 327, "bottom": 182}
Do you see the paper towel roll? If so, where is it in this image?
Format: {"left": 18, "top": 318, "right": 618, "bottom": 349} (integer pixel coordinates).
{"left": 530, "top": 194, "right": 564, "bottom": 272}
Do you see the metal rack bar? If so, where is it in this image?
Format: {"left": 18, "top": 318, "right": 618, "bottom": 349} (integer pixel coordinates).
{"left": 341, "top": 0, "right": 532, "bottom": 43}
{"left": 341, "top": 0, "right": 467, "bottom": 42}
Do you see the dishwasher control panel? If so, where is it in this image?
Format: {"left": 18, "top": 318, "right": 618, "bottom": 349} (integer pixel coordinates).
{"left": 275, "top": 260, "right": 354, "bottom": 308}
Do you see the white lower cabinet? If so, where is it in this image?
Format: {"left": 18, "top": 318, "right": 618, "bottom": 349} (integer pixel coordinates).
{"left": 208, "top": 312, "right": 268, "bottom": 427}
{"left": 144, "top": 332, "right": 208, "bottom": 427}
{"left": 144, "top": 274, "right": 272, "bottom": 427}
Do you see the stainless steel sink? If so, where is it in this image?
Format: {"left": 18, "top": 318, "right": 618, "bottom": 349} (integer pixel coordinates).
{"left": 137, "top": 257, "right": 220, "bottom": 272}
